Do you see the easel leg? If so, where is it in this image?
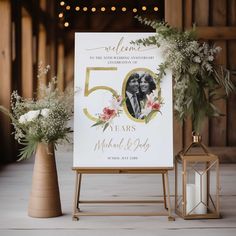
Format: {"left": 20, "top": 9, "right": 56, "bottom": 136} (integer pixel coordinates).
{"left": 164, "top": 171, "right": 175, "bottom": 221}
{"left": 77, "top": 173, "right": 82, "bottom": 211}
{"left": 72, "top": 172, "right": 82, "bottom": 221}
{"left": 162, "top": 173, "right": 167, "bottom": 209}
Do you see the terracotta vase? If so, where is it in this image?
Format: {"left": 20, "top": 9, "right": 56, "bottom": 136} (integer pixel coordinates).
{"left": 28, "top": 142, "right": 62, "bottom": 218}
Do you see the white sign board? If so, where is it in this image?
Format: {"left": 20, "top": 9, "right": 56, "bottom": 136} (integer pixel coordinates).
{"left": 74, "top": 33, "right": 173, "bottom": 168}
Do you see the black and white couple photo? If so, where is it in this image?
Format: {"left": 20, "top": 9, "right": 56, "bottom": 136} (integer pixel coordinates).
{"left": 125, "top": 71, "right": 157, "bottom": 119}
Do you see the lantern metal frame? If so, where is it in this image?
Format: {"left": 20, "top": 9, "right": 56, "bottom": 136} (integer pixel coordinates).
{"left": 175, "top": 134, "right": 220, "bottom": 219}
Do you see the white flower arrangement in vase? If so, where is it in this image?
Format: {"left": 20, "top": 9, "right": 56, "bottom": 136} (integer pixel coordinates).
{"left": 0, "top": 63, "right": 73, "bottom": 160}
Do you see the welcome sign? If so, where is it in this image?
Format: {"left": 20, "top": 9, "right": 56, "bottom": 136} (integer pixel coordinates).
{"left": 73, "top": 33, "right": 173, "bottom": 168}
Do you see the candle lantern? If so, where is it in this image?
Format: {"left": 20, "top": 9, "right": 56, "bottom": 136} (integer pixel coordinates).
{"left": 175, "top": 133, "right": 220, "bottom": 219}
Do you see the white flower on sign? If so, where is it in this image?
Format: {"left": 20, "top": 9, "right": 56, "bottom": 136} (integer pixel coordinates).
{"left": 141, "top": 107, "right": 152, "bottom": 116}
{"left": 110, "top": 96, "right": 122, "bottom": 110}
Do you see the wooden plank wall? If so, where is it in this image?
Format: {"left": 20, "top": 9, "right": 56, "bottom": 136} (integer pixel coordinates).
{"left": 0, "top": 0, "right": 61, "bottom": 163}
{"left": 165, "top": 0, "right": 184, "bottom": 154}
{"left": 227, "top": 0, "right": 236, "bottom": 146}
{"left": 38, "top": 24, "right": 47, "bottom": 88}
{"left": 21, "top": 7, "right": 33, "bottom": 98}
{"left": 57, "top": 41, "right": 65, "bottom": 91}
{"left": 165, "top": 0, "right": 236, "bottom": 161}
{"left": 1, "top": 0, "right": 235, "bottom": 162}
{"left": 210, "top": 0, "right": 227, "bottom": 146}
{"left": 0, "top": 0, "right": 14, "bottom": 162}
{"left": 193, "top": 0, "right": 209, "bottom": 145}
{"left": 47, "top": 1, "right": 56, "bottom": 77}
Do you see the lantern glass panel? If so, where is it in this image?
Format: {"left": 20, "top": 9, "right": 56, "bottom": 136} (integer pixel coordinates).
{"left": 175, "top": 159, "right": 183, "bottom": 214}
{"left": 185, "top": 162, "right": 203, "bottom": 215}
{"left": 208, "top": 160, "right": 218, "bottom": 214}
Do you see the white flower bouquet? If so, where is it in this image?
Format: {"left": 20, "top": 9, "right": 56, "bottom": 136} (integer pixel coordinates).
{"left": 0, "top": 64, "right": 73, "bottom": 160}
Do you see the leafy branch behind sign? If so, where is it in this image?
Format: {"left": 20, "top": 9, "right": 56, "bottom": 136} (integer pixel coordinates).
{"left": 132, "top": 16, "right": 235, "bottom": 133}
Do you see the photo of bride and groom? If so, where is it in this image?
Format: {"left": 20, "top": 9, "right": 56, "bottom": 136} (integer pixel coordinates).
{"left": 125, "top": 71, "right": 157, "bottom": 120}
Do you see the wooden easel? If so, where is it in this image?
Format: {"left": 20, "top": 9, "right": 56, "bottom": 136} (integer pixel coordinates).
{"left": 72, "top": 167, "right": 175, "bottom": 221}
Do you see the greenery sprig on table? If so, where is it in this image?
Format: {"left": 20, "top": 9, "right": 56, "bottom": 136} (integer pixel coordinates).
{"left": 0, "top": 64, "right": 74, "bottom": 161}
{"left": 133, "top": 16, "right": 235, "bottom": 133}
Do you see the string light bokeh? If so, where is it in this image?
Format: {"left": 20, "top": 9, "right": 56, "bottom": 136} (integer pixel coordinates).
{"left": 57, "top": 1, "right": 162, "bottom": 28}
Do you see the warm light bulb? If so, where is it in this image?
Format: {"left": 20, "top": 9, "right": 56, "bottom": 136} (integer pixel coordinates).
{"left": 58, "top": 13, "right": 63, "bottom": 18}
{"left": 122, "top": 7, "right": 127, "bottom": 12}
{"left": 83, "top": 7, "right": 88, "bottom": 12}
{"left": 154, "top": 7, "right": 159, "bottom": 11}
{"left": 75, "top": 6, "right": 80, "bottom": 11}
{"left": 60, "top": 1, "right": 65, "bottom": 6}
{"left": 66, "top": 5, "right": 70, "bottom": 10}
{"left": 111, "top": 6, "right": 116, "bottom": 11}
{"left": 133, "top": 8, "right": 137, "bottom": 13}
{"left": 91, "top": 7, "right": 96, "bottom": 12}
{"left": 101, "top": 7, "right": 106, "bottom": 12}
{"left": 64, "top": 22, "right": 69, "bottom": 27}
{"left": 142, "top": 6, "right": 147, "bottom": 11}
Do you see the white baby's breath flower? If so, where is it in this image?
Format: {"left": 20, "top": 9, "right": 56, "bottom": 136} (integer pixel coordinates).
{"left": 193, "top": 56, "right": 201, "bottom": 63}
{"left": 18, "top": 114, "right": 27, "bottom": 124}
{"left": 208, "top": 55, "right": 214, "bottom": 61}
{"left": 214, "top": 46, "right": 221, "bottom": 53}
{"left": 205, "top": 63, "right": 213, "bottom": 72}
{"left": 41, "top": 108, "right": 50, "bottom": 117}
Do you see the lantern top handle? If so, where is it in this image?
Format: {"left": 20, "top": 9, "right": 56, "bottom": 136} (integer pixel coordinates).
{"left": 182, "top": 132, "right": 210, "bottom": 156}
{"left": 192, "top": 131, "right": 202, "bottom": 143}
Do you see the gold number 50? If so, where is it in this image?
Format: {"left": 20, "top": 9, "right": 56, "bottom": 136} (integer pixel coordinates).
{"left": 83, "top": 67, "right": 118, "bottom": 121}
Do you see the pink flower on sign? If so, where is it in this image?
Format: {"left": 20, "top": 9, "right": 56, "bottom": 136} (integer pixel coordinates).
{"left": 147, "top": 100, "right": 153, "bottom": 108}
{"left": 146, "top": 91, "right": 161, "bottom": 111}
{"left": 92, "top": 95, "right": 125, "bottom": 131}
{"left": 116, "top": 96, "right": 122, "bottom": 103}
{"left": 141, "top": 90, "right": 162, "bottom": 123}
{"left": 151, "top": 102, "right": 161, "bottom": 110}
{"left": 146, "top": 99, "right": 160, "bottom": 111}
{"left": 103, "top": 107, "right": 117, "bottom": 117}
{"left": 146, "top": 91, "right": 156, "bottom": 102}
{"left": 99, "top": 107, "right": 117, "bottom": 122}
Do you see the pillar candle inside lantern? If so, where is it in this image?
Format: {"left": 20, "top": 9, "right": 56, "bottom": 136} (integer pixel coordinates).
{"left": 195, "top": 171, "right": 207, "bottom": 214}
{"left": 186, "top": 184, "right": 195, "bottom": 214}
